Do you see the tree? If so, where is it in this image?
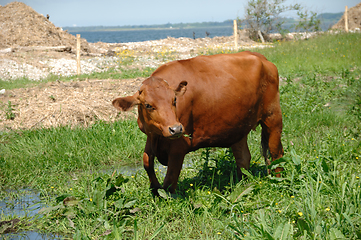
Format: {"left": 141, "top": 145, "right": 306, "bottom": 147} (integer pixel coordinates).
{"left": 239, "top": 0, "right": 320, "bottom": 41}
{"left": 294, "top": 9, "right": 321, "bottom": 33}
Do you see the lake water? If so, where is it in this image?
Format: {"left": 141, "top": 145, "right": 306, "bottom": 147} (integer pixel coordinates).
{"left": 67, "top": 27, "right": 233, "bottom": 43}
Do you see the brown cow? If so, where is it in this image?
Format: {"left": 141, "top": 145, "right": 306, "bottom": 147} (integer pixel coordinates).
{"left": 113, "top": 51, "right": 283, "bottom": 194}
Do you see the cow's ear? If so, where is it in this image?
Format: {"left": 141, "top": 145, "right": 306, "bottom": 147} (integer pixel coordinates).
{"left": 112, "top": 92, "right": 140, "bottom": 111}
{"left": 175, "top": 81, "right": 187, "bottom": 96}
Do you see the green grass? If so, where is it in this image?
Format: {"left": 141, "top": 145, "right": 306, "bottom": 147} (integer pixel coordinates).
{"left": 0, "top": 120, "right": 145, "bottom": 193}
{"left": 1, "top": 32, "right": 361, "bottom": 239}
{"left": 259, "top": 32, "right": 361, "bottom": 76}
{"left": 0, "top": 66, "right": 155, "bottom": 90}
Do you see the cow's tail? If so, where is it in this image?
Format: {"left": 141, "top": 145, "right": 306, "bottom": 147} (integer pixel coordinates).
{"left": 261, "top": 123, "right": 271, "bottom": 165}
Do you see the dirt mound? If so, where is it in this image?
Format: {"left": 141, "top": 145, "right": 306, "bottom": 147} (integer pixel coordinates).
{"left": 332, "top": 3, "right": 361, "bottom": 30}
{"left": 0, "top": 2, "right": 89, "bottom": 52}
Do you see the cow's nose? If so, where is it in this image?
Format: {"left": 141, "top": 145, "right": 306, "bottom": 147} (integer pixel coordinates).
{"left": 169, "top": 124, "right": 183, "bottom": 137}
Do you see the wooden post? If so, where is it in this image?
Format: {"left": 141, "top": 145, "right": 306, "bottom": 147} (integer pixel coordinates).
{"left": 233, "top": 20, "right": 238, "bottom": 50}
{"left": 345, "top": 6, "right": 349, "bottom": 32}
{"left": 76, "top": 34, "right": 81, "bottom": 75}
{"left": 258, "top": 30, "right": 265, "bottom": 43}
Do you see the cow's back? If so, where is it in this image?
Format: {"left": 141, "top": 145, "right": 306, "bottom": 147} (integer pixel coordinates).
{"left": 151, "top": 51, "right": 279, "bottom": 149}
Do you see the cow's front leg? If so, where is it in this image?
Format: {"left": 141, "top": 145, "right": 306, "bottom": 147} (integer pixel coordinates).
{"left": 163, "top": 146, "right": 186, "bottom": 193}
{"left": 143, "top": 140, "right": 161, "bottom": 195}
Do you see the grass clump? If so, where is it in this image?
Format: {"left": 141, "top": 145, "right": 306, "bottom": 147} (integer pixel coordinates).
{"left": 0, "top": 120, "right": 145, "bottom": 193}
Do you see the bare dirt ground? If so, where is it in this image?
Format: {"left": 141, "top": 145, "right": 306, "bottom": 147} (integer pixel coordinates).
{"left": 0, "top": 78, "right": 142, "bottom": 130}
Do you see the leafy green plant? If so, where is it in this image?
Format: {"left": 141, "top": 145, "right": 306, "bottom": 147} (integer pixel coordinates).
{"left": 5, "top": 101, "right": 15, "bottom": 120}
{"left": 39, "top": 172, "right": 137, "bottom": 238}
{"left": 295, "top": 8, "right": 321, "bottom": 33}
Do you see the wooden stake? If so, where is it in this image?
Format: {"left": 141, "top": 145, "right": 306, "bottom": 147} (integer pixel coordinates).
{"left": 345, "top": 6, "right": 349, "bottom": 32}
{"left": 258, "top": 30, "right": 265, "bottom": 43}
{"left": 76, "top": 34, "right": 81, "bottom": 75}
{"left": 233, "top": 20, "right": 238, "bottom": 50}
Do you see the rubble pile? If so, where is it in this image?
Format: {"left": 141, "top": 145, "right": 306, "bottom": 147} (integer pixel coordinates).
{"left": 332, "top": 3, "right": 361, "bottom": 31}
{"left": 0, "top": 2, "right": 89, "bottom": 52}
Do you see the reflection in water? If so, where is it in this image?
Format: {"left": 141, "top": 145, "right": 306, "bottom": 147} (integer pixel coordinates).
{"left": 0, "top": 189, "right": 43, "bottom": 217}
{"left": 0, "top": 190, "right": 63, "bottom": 239}
{"left": 4, "top": 231, "right": 63, "bottom": 240}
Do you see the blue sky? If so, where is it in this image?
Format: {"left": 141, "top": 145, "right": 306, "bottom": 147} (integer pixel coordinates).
{"left": 0, "top": 0, "right": 359, "bottom": 27}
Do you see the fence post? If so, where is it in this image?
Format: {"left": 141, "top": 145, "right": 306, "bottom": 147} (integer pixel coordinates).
{"left": 233, "top": 20, "right": 238, "bottom": 50}
{"left": 77, "top": 34, "right": 81, "bottom": 75}
{"left": 345, "top": 6, "right": 349, "bottom": 32}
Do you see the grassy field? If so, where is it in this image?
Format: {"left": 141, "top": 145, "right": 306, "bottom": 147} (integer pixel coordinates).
{"left": 1, "top": 32, "right": 361, "bottom": 239}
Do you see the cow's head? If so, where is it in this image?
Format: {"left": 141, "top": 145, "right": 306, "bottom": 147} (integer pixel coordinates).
{"left": 113, "top": 77, "right": 187, "bottom": 139}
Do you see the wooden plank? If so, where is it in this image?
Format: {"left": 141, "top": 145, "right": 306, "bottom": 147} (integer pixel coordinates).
{"left": 13, "top": 46, "right": 71, "bottom": 52}
{"left": 345, "top": 6, "right": 349, "bottom": 32}
{"left": 233, "top": 20, "right": 238, "bottom": 50}
{"left": 77, "top": 34, "right": 81, "bottom": 75}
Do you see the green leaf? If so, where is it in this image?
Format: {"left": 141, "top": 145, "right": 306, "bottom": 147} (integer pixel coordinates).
{"left": 115, "top": 174, "right": 129, "bottom": 187}
{"left": 290, "top": 149, "right": 302, "bottom": 165}
{"left": 241, "top": 168, "right": 252, "bottom": 178}
{"left": 63, "top": 196, "right": 79, "bottom": 207}
{"left": 342, "top": 213, "right": 355, "bottom": 232}
{"left": 157, "top": 189, "right": 172, "bottom": 200}
{"left": 315, "top": 225, "right": 322, "bottom": 235}
{"left": 105, "top": 184, "right": 117, "bottom": 198}
{"left": 134, "top": 218, "right": 138, "bottom": 240}
{"left": 114, "top": 198, "right": 125, "bottom": 209}
{"left": 55, "top": 194, "right": 72, "bottom": 203}
{"left": 38, "top": 203, "right": 64, "bottom": 214}
{"left": 297, "top": 219, "right": 311, "bottom": 236}
{"left": 274, "top": 222, "right": 292, "bottom": 240}
{"left": 230, "top": 184, "right": 254, "bottom": 203}
{"left": 268, "top": 157, "right": 288, "bottom": 168}
{"left": 267, "top": 175, "right": 288, "bottom": 181}
{"left": 124, "top": 199, "right": 137, "bottom": 209}
{"left": 321, "top": 159, "right": 330, "bottom": 172}
{"left": 149, "top": 223, "right": 165, "bottom": 240}
{"left": 329, "top": 228, "right": 346, "bottom": 240}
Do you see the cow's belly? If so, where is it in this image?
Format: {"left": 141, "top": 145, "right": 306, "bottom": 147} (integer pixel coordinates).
{"left": 190, "top": 121, "right": 257, "bottom": 150}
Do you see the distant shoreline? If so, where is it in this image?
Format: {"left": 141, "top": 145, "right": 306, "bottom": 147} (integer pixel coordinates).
{"left": 63, "top": 12, "right": 342, "bottom": 33}
{"left": 65, "top": 26, "right": 232, "bottom": 33}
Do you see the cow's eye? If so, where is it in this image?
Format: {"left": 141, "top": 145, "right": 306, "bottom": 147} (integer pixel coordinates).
{"left": 173, "top": 97, "right": 177, "bottom": 106}
{"left": 145, "top": 103, "right": 153, "bottom": 110}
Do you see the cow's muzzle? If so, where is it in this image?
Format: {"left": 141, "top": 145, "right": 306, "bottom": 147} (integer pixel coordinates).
{"left": 168, "top": 124, "right": 183, "bottom": 138}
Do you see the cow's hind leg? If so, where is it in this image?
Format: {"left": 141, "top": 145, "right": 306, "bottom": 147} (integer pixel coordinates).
{"left": 231, "top": 135, "right": 251, "bottom": 179}
{"left": 261, "top": 113, "right": 284, "bottom": 177}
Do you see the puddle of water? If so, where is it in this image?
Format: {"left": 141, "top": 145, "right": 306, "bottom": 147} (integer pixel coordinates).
{"left": 0, "top": 189, "right": 44, "bottom": 217}
{"left": 0, "top": 189, "right": 64, "bottom": 240}
{"left": 0, "top": 161, "right": 195, "bottom": 240}
{"left": 2, "top": 231, "right": 63, "bottom": 240}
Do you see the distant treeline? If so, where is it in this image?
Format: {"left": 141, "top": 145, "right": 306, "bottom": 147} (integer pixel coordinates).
{"left": 63, "top": 12, "right": 343, "bottom": 32}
